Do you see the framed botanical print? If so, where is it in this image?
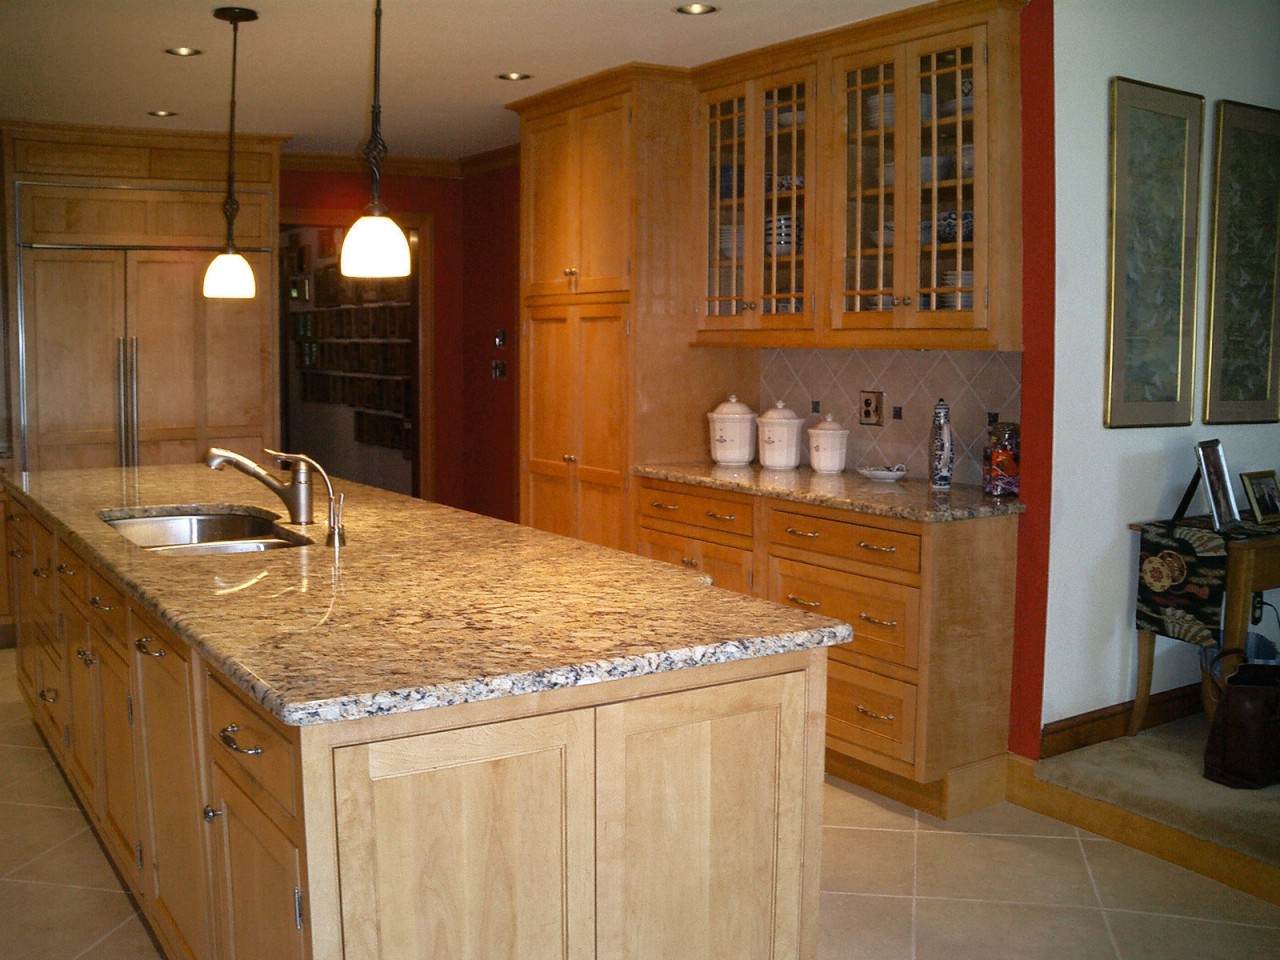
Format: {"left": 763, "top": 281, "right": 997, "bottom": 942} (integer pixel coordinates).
{"left": 1104, "top": 78, "right": 1204, "bottom": 428}
{"left": 1203, "top": 100, "right": 1280, "bottom": 424}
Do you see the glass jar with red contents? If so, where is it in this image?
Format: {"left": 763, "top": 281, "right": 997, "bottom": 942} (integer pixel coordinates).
{"left": 984, "top": 422, "right": 1020, "bottom": 497}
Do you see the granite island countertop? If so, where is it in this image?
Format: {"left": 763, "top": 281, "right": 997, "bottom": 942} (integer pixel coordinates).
{"left": 2, "top": 465, "right": 849, "bottom": 726}
{"left": 635, "top": 462, "right": 1027, "bottom": 522}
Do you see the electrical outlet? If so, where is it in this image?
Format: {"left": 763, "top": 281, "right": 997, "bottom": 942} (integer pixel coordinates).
{"left": 811, "top": 400, "right": 821, "bottom": 414}
{"left": 1252, "top": 592, "right": 1265, "bottom": 625}
{"left": 859, "top": 390, "right": 884, "bottom": 426}
{"left": 892, "top": 406, "right": 903, "bottom": 420}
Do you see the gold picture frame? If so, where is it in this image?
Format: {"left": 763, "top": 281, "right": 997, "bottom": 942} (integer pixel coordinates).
{"left": 1104, "top": 78, "right": 1204, "bottom": 428}
{"left": 1241, "top": 470, "right": 1280, "bottom": 524}
{"left": 1204, "top": 101, "right": 1280, "bottom": 424}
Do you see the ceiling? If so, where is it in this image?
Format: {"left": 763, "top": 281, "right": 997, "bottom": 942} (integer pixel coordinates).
{"left": 0, "top": 0, "right": 919, "bottom": 161}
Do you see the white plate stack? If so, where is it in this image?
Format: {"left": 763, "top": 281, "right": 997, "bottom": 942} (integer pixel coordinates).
{"left": 939, "top": 270, "right": 974, "bottom": 309}
{"left": 866, "top": 92, "right": 894, "bottom": 128}
{"left": 718, "top": 224, "right": 745, "bottom": 259}
{"left": 765, "top": 215, "right": 803, "bottom": 255}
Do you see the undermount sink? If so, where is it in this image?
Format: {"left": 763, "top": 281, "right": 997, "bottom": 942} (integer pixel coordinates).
{"left": 100, "top": 506, "right": 312, "bottom": 556}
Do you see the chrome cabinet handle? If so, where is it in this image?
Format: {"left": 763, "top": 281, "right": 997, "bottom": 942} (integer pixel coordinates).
{"left": 785, "top": 526, "right": 820, "bottom": 538}
{"left": 562, "top": 454, "right": 578, "bottom": 463}
{"left": 32, "top": 566, "right": 49, "bottom": 579}
{"left": 680, "top": 557, "right": 699, "bottom": 569}
{"left": 57, "top": 563, "right": 76, "bottom": 576}
{"left": 203, "top": 805, "right": 224, "bottom": 823}
{"left": 134, "top": 637, "right": 166, "bottom": 658}
{"left": 89, "top": 596, "right": 114, "bottom": 612}
{"left": 859, "top": 612, "right": 899, "bottom": 628}
{"left": 38, "top": 687, "right": 59, "bottom": 703}
{"left": 705, "top": 511, "right": 736, "bottom": 522}
{"left": 650, "top": 501, "right": 679, "bottom": 511}
{"left": 76, "top": 648, "right": 97, "bottom": 667}
{"left": 5, "top": 513, "right": 19, "bottom": 523}
{"left": 8, "top": 548, "right": 25, "bottom": 560}
{"left": 857, "top": 540, "right": 897, "bottom": 554}
{"left": 219, "top": 724, "right": 262, "bottom": 757}
{"left": 786, "top": 593, "right": 821, "bottom": 609}
{"left": 856, "top": 704, "right": 895, "bottom": 722}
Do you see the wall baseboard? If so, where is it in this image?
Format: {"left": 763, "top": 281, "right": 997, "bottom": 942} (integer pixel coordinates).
{"left": 1039, "top": 682, "right": 1201, "bottom": 759}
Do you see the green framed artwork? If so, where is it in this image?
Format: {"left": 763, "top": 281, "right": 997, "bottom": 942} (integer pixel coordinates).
{"left": 1104, "top": 77, "right": 1204, "bottom": 428}
{"left": 1204, "top": 100, "right": 1280, "bottom": 424}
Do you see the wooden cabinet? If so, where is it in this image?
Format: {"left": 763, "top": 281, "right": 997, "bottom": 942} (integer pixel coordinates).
{"left": 699, "top": 66, "right": 818, "bottom": 337}
{"left": 636, "top": 478, "right": 756, "bottom": 593}
{"left": 521, "top": 94, "right": 632, "bottom": 297}
{"left": 133, "top": 609, "right": 214, "bottom": 960}
{"left": 692, "top": 0, "right": 1022, "bottom": 349}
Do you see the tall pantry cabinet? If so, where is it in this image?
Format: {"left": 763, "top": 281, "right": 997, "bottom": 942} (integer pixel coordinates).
{"left": 2, "top": 123, "right": 283, "bottom": 472}
{"left": 510, "top": 68, "right": 756, "bottom": 552}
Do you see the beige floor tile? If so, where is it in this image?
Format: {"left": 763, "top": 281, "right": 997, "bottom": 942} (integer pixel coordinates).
{"left": 0, "top": 713, "right": 45, "bottom": 748}
{"left": 822, "top": 827, "right": 915, "bottom": 896}
{"left": 2, "top": 762, "right": 80, "bottom": 809}
{"left": 9, "top": 827, "right": 126, "bottom": 892}
{"left": 0, "top": 742, "right": 54, "bottom": 788}
{"left": 916, "top": 833, "right": 1098, "bottom": 906}
{"left": 823, "top": 777, "right": 918, "bottom": 831}
{"left": 915, "top": 899, "right": 1117, "bottom": 960}
{"left": 818, "top": 892, "right": 913, "bottom": 960}
{"left": 0, "top": 800, "right": 89, "bottom": 875}
{"left": 919, "top": 801, "right": 1079, "bottom": 837}
{"left": 0, "top": 878, "right": 138, "bottom": 960}
{"left": 76, "top": 911, "right": 167, "bottom": 960}
{"left": 0, "top": 698, "right": 29, "bottom": 725}
{"left": 1107, "top": 910, "right": 1280, "bottom": 960}
{"left": 1084, "top": 840, "right": 1280, "bottom": 926}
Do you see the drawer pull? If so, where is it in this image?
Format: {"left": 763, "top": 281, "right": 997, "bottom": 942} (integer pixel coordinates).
{"left": 680, "top": 557, "right": 699, "bottom": 568}
{"left": 785, "top": 526, "right": 820, "bottom": 539}
{"left": 219, "top": 724, "right": 263, "bottom": 757}
{"left": 858, "top": 612, "right": 899, "bottom": 628}
{"left": 32, "top": 566, "right": 50, "bottom": 579}
{"left": 705, "top": 511, "right": 736, "bottom": 522}
{"left": 89, "top": 595, "right": 115, "bottom": 612}
{"left": 56, "top": 563, "right": 77, "bottom": 576}
{"left": 856, "top": 704, "right": 895, "bottom": 722}
{"left": 857, "top": 540, "right": 897, "bottom": 554}
{"left": 134, "top": 637, "right": 166, "bottom": 658}
{"left": 38, "top": 687, "right": 59, "bottom": 704}
{"left": 8, "top": 548, "right": 25, "bottom": 560}
{"left": 650, "top": 501, "right": 680, "bottom": 511}
{"left": 786, "top": 593, "right": 822, "bottom": 609}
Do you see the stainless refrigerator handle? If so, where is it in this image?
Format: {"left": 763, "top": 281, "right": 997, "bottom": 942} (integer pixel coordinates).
{"left": 129, "top": 337, "right": 140, "bottom": 466}
{"left": 117, "top": 337, "right": 128, "bottom": 466}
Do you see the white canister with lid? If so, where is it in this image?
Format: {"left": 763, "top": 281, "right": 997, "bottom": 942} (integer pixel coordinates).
{"left": 707, "top": 395, "right": 757, "bottom": 465}
{"left": 756, "top": 401, "right": 803, "bottom": 469}
{"left": 808, "top": 414, "right": 849, "bottom": 474}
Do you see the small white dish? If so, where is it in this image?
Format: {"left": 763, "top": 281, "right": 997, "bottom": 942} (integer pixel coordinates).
{"left": 857, "top": 464, "right": 907, "bottom": 482}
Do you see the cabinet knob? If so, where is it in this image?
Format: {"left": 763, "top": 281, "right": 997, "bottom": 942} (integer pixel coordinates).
{"left": 562, "top": 454, "right": 578, "bottom": 463}
{"left": 902, "top": 296, "right": 912, "bottom": 305}
{"left": 134, "top": 637, "right": 166, "bottom": 658}
{"left": 38, "top": 687, "right": 59, "bottom": 704}
{"left": 891, "top": 296, "right": 902, "bottom": 306}
{"left": 680, "top": 557, "right": 699, "bottom": 569}
{"left": 76, "top": 647, "right": 97, "bottom": 667}
{"left": 57, "top": 563, "right": 76, "bottom": 576}
{"left": 563, "top": 267, "right": 578, "bottom": 277}
{"left": 203, "top": 805, "right": 224, "bottom": 823}
{"left": 32, "top": 566, "right": 49, "bottom": 579}
{"left": 8, "top": 548, "right": 24, "bottom": 560}
{"left": 735, "top": 299, "right": 758, "bottom": 312}
{"left": 89, "top": 595, "right": 115, "bottom": 612}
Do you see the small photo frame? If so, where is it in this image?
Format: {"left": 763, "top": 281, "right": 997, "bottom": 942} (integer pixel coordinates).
{"left": 1240, "top": 470, "right": 1280, "bottom": 524}
{"left": 1196, "top": 438, "right": 1240, "bottom": 531}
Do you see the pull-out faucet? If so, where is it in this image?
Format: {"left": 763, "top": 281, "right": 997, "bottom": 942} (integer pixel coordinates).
{"left": 205, "top": 447, "right": 345, "bottom": 545}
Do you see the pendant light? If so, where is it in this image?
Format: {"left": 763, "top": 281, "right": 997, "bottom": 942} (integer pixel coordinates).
{"left": 340, "top": 0, "right": 411, "bottom": 278}
{"left": 203, "top": 6, "right": 258, "bottom": 299}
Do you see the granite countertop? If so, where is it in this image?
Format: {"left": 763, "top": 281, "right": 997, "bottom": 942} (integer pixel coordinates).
{"left": 3, "top": 465, "right": 848, "bottom": 726}
{"left": 635, "top": 462, "right": 1027, "bottom": 522}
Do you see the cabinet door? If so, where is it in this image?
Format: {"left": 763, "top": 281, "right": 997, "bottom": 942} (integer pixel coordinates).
{"left": 333, "top": 709, "right": 595, "bottom": 960}
{"left": 62, "top": 598, "right": 102, "bottom": 806}
{"left": 575, "top": 303, "right": 629, "bottom": 551}
{"left": 574, "top": 95, "right": 632, "bottom": 294}
{"left": 637, "top": 527, "right": 754, "bottom": 595}
{"left": 135, "top": 618, "right": 213, "bottom": 960}
{"left": 522, "top": 111, "right": 579, "bottom": 296}
{"left": 523, "top": 305, "right": 576, "bottom": 538}
{"left": 97, "top": 634, "right": 143, "bottom": 888}
{"left": 21, "top": 249, "right": 127, "bottom": 469}
{"left": 596, "top": 671, "right": 812, "bottom": 960}
{"left": 208, "top": 765, "right": 305, "bottom": 960}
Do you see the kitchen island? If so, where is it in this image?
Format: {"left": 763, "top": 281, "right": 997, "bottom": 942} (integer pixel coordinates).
{"left": 3, "top": 464, "right": 848, "bottom": 960}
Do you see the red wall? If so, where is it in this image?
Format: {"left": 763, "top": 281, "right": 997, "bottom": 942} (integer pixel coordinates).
{"left": 1010, "top": 0, "right": 1055, "bottom": 759}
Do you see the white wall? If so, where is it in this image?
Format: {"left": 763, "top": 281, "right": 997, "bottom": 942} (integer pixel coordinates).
{"left": 1047, "top": 0, "right": 1280, "bottom": 723}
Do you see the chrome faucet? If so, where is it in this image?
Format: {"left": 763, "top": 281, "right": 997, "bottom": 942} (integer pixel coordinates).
{"left": 205, "top": 447, "right": 345, "bottom": 545}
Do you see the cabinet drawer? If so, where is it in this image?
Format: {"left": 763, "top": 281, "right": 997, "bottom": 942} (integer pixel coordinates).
{"left": 207, "top": 671, "right": 298, "bottom": 821}
{"left": 826, "top": 660, "right": 916, "bottom": 765}
{"left": 54, "top": 542, "right": 92, "bottom": 605}
{"left": 86, "top": 569, "right": 127, "bottom": 641}
{"left": 638, "top": 528, "right": 754, "bottom": 595}
{"left": 640, "top": 485, "right": 753, "bottom": 538}
{"left": 768, "top": 506, "right": 920, "bottom": 574}
{"left": 770, "top": 558, "right": 918, "bottom": 669}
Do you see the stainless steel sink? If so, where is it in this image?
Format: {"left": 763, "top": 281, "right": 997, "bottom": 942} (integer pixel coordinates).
{"left": 101, "top": 507, "right": 312, "bottom": 555}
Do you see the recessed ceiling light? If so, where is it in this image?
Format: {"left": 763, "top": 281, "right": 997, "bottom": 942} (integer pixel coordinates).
{"left": 148, "top": 110, "right": 178, "bottom": 118}
{"left": 165, "top": 46, "right": 202, "bottom": 56}
{"left": 497, "top": 72, "right": 531, "bottom": 81}
{"left": 675, "top": 3, "right": 718, "bottom": 14}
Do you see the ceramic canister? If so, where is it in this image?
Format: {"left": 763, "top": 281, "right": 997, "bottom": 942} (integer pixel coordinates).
{"left": 707, "top": 395, "right": 757, "bottom": 465}
{"left": 808, "top": 414, "right": 849, "bottom": 474}
{"left": 756, "top": 401, "right": 803, "bottom": 469}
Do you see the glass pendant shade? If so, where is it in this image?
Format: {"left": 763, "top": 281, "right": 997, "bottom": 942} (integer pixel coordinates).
{"left": 340, "top": 211, "right": 411, "bottom": 278}
{"left": 203, "top": 252, "right": 257, "bottom": 298}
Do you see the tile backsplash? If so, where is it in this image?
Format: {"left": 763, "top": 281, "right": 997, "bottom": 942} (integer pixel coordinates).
{"left": 760, "top": 349, "right": 1023, "bottom": 485}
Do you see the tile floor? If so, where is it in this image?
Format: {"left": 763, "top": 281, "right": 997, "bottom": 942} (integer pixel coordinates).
{"left": 3, "top": 645, "right": 1279, "bottom": 959}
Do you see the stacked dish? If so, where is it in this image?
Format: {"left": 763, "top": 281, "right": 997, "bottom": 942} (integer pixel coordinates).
{"left": 765, "top": 215, "right": 803, "bottom": 255}
{"left": 718, "top": 224, "right": 745, "bottom": 259}
{"left": 939, "top": 269, "right": 974, "bottom": 309}
{"left": 866, "top": 92, "right": 894, "bottom": 128}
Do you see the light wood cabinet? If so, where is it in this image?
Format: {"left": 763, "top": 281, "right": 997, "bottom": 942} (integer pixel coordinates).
{"left": 636, "top": 478, "right": 757, "bottom": 593}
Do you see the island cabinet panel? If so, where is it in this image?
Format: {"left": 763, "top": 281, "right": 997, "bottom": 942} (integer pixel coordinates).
{"left": 95, "top": 626, "right": 144, "bottom": 888}
{"left": 332, "top": 710, "right": 596, "bottom": 960}
{"left": 60, "top": 593, "right": 104, "bottom": 806}
{"left": 595, "top": 671, "right": 812, "bottom": 960}
{"left": 6, "top": 503, "right": 38, "bottom": 698}
{"left": 132, "top": 611, "right": 214, "bottom": 960}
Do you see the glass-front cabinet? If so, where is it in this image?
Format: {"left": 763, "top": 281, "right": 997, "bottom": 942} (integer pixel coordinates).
{"left": 699, "top": 67, "right": 817, "bottom": 341}
{"left": 831, "top": 27, "right": 990, "bottom": 343}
